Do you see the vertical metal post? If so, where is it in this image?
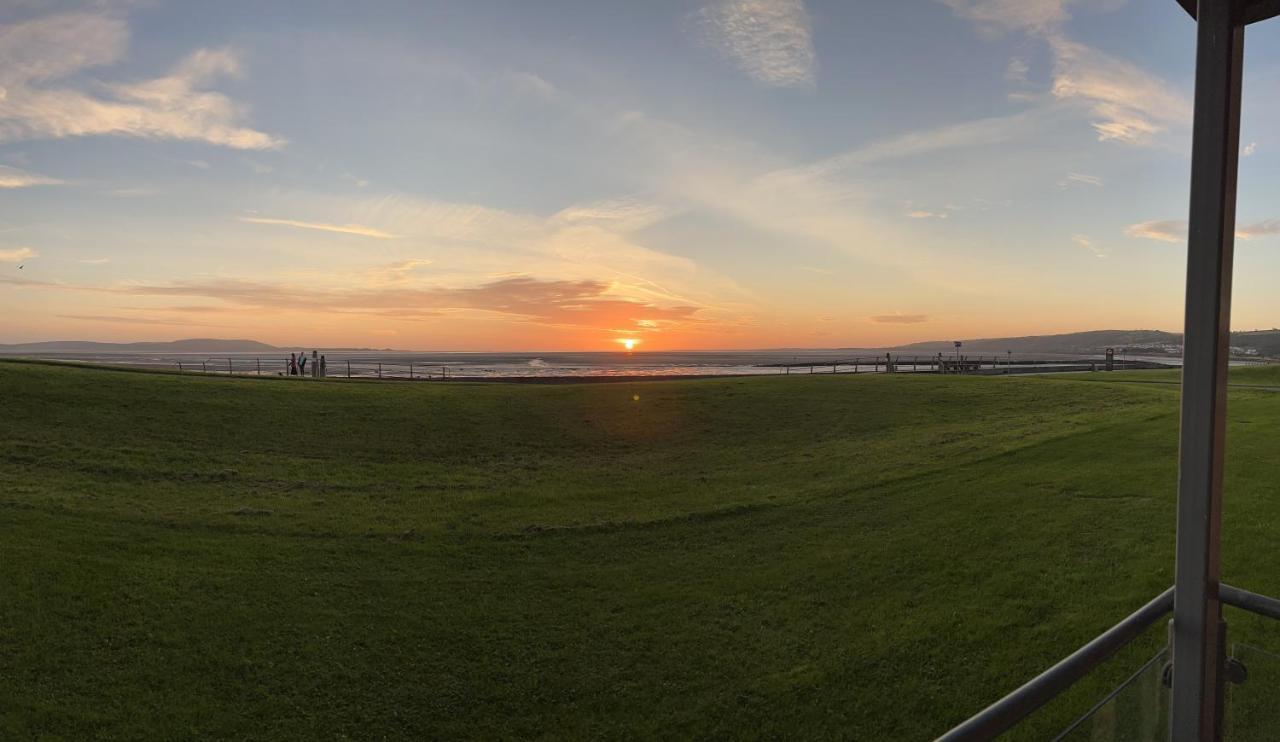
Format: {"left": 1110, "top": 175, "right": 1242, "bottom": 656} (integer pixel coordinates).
{"left": 1172, "top": 1, "right": 1243, "bottom": 739}
{"left": 257, "top": 357, "right": 261, "bottom": 376}
{"left": 347, "top": 360, "right": 351, "bottom": 378}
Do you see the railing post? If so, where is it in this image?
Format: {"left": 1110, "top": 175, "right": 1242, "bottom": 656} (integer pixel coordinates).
{"left": 347, "top": 360, "right": 351, "bottom": 378}
{"left": 202, "top": 361, "right": 206, "bottom": 373}
{"left": 378, "top": 362, "right": 382, "bottom": 379}
{"left": 410, "top": 362, "right": 414, "bottom": 380}
{"left": 257, "top": 357, "right": 261, "bottom": 376}
{"left": 228, "top": 358, "right": 232, "bottom": 375}
{"left": 1171, "top": 2, "right": 1243, "bottom": 739}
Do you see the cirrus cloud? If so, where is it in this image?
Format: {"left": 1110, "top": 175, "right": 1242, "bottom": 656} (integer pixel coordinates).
{"left": 0, "top": 12, "right": 283, "bottom": 150}
{"left": 0, "top": 164, "right": 62, "bottom": 188}
{"left": 692, "top": 0, "right": 816, "bottom": 87}
{"left": 869, "top": 313, "right": 929, "bottom": 324}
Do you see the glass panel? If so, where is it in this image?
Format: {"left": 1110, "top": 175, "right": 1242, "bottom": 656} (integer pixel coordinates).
{"left": 1053, "top": 649, "right": 1169, "bottom": 742}
{"left": 1225, "top": 643, "right": 1280, "bottom": 741}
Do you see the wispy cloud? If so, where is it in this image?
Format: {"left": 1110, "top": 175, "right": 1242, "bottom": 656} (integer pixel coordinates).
{"left": 1072, "top": 233, "right": 1105, "bottom": 258}
{"left": 1061, "top": 171, "right": 1104, "bottom": 187}
{"left": 1236, "top": 220, "right": 1280, "bottom": 240}
{"left": 1005, "top": 56, "right": 1031, "bottom": 83}
{"left": 1125, "top": 218, "right": 1280, "bottom": 243}
{"left": 1243, "top": 141, "right": 1257, "bottom": 157}
{"left": 693, "top": 0, "right": 816, "bottom": 87}
{"left": 0, "top": 13, "right": 283, "bottom": 149}
{"left": 103, "top": 187, "right": 159, "bottom": 198}
{"left": 239, "top": 216, "right": 399, "bottom": 239}
{"left": 1048, "top": 36, "right": 1189, "bottom": 145}
{"left": 938, "top": 0, "right": 1075, "bottom": 35}
{"left": 941, "top": 1, "right": 1188, "bottom": 146}
{"left": 907, "top": 210, "right": 949, "bottom": 219}
{"left": 869, "top": 313, "right": 929, "bottom": 324}
{"left": 1125, "top": 219, "right": 1185, "bottom": 243}
{"left": 7, "top": 274, "right": 704, "bottom": 333}
{"left": 551, "top": 199, "right": 669, "bottom": 231}
{"left": 0, "top": 247, "right": 36, "bottom": 263}
{"left": 0, "top": 164, "right": 61, "bottom": 188}
{"left": 57, "top": 313, "right": 225, "bottom": 327}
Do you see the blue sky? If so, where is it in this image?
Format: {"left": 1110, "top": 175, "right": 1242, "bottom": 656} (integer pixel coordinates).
{"left": 2, "top": 0, "right": 1279, "bottom": 349}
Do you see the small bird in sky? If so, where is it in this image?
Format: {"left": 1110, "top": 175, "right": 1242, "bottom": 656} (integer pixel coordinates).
{"left": 16, "top": 265, "right": 22, "bottom": 270}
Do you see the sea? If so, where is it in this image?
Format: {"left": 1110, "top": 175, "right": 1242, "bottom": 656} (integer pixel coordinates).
{"left": 2, "top": 348, "right": 1184, "bottom": 380}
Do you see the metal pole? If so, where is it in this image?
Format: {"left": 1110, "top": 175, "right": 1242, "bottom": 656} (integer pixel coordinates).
{"left": 347, "top": 360, "right": 351, "bottom": 378}
{"left": 410, "top": 362, "right": 414, "bottom": 380}
{"left": 257, "top": 357, "right": 261, "bottom": 376}
{"left": 228, "top": 358, "right": 232, "bottom": 375}
{"left": 378, "top": 362, "right": 382, "bottom": 379}
{"left": 1171, "top": 2, "right": 1243, "bottom": 739}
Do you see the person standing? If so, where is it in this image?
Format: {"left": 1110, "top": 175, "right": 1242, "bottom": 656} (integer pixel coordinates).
{"left": 289, "top": 353, "right": 297, "bottom": 376}
{"left": 311, "top": 350, "right": 319, "bottom": 378}
{"left": 319, "top": 355, "right": 327, "bottom": 378}
{"left": 298, "top": 353, "right": 308, "bottom": 376}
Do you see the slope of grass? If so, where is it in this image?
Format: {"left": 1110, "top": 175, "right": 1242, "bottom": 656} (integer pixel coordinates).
{"left": 2, "top": 362, "right": 1279, "bottom": 739}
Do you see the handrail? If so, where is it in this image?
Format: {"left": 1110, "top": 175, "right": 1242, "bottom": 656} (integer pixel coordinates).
{"left": 937, "top": 586, "right": 1175, "bottom": 741}
{"left": 1220, "top": 583, "right": 1280, "bottom": 621}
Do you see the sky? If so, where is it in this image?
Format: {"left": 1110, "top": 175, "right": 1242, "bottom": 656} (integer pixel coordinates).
{"left": 3, "top": 0, "right": 1280, "bottom": 351}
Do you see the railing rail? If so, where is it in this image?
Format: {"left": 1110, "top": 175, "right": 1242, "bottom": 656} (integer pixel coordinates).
{"left": 940, "top": 582, "right": 1280, "bottom": 740}
{"left": 1220, "top": 583, "right": 1280, "bottom": 621}
{"left": 937, "top": 586, "right": 1175, "bottom": 741}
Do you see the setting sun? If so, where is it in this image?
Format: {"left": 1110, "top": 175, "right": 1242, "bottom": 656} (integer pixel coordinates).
{"left": 619, "top": 338, "right": 638, "bottom": 351}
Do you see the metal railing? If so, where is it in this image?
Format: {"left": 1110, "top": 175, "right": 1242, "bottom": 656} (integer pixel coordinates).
{"left": 171, "top": 358, "right": 457, "bottom": 380}
{"left": 938, "top": 583, "right": 1280, "bottom": 740}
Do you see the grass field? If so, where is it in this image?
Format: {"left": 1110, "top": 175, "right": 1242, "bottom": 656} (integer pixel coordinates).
{"left": 4, "top": 361, "right": 1280, "bottom": 739}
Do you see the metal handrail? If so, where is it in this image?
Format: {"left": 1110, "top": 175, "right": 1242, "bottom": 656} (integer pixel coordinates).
{"left": 1220, "top": 583, "right": 1280, "bottom": 621}
{"left": 937, "top": 586, "right": 1175, "bottom": 741}
{"left": 940, "top": 582, "right": 1280, "bottom": 740}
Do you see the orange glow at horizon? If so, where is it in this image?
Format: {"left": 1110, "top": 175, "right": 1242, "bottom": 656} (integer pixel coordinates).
{"left": 618, "top": 338, "right": 638, "bottom": 351}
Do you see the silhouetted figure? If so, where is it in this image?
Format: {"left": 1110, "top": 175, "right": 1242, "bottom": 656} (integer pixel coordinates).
{"left": 289, "top": 353, "right": 297, "bottom": 376}
{"left": 319, "top": 355, "right": 327, "bottom": 378}
{"left": 298, "top": 354, "right": 308, "bottom": 375}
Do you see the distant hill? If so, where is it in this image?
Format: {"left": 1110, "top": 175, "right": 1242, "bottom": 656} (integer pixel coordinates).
{"left": 895, "top": 330, "right": 1182, "bottom": 354}
{"left": 896, "top": 329, "right": 1280, "bottom": 357}
{"left": 0, "top": 338, "right": 282, "bottom": 353}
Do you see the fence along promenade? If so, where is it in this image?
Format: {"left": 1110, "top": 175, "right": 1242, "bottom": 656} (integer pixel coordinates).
{"left": 172, "top": 358, "right": 454, "bottom": 379}
{"left": 163, "top": 354, "right": 1180, "bottom": 380}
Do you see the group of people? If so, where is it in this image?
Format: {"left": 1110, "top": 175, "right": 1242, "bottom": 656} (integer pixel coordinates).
{"left": 289, "top": 351, "right": 327, "bottom": 378}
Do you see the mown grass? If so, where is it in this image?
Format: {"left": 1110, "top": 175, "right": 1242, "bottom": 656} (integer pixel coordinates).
{"left": 2, "top": 361, "right": 1280, "bottom": 739}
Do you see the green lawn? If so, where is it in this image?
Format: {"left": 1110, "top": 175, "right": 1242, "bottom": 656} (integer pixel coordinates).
{"left": 3, "top": 361, "right": 1280, "bottom": 739}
